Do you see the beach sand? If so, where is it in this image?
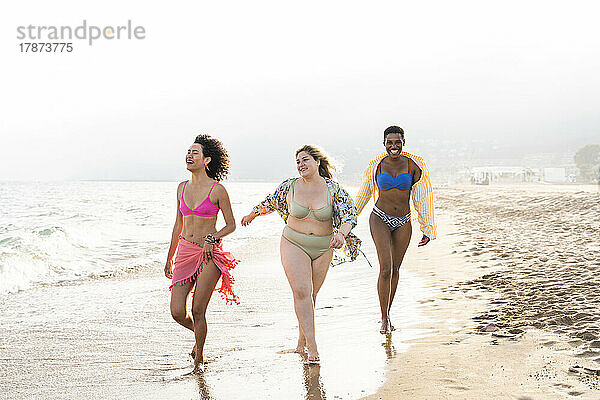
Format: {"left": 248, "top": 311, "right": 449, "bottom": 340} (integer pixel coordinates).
{"left": 1, "top": 180, "right": 431, "bottom": 399}
{"left": 364, "top": 184, "right": 600, "bottom": 399}
{"left": 2, "top": 182, "right": 599, "bottom": 399}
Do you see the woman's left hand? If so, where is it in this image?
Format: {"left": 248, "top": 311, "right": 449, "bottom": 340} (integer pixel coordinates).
{"left": 329, "top": 232, "right": 345, "bottom": 249}
{"left": 202, "top": 243, "right": 214, "bottom": 261}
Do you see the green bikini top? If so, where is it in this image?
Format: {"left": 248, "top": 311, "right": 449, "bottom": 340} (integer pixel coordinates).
{"left": 289, "top": 179, "right": 333, "bottom": 222}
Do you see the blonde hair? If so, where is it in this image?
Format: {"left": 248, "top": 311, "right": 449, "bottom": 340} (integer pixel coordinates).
{"left": 295, "top": 144, "right": 336, "bottom": 179}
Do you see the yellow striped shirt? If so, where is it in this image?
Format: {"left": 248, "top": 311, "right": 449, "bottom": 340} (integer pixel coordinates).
{"left": 354, "top": 151, "right": 437, "bottom": 240}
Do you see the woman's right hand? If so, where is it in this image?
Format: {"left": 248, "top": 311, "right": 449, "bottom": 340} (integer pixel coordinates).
{"left": 164, "top": 259, "right": 173, "bottom": 279}
{"left": 241, "top": 212, "right": 257, "bottom": 226}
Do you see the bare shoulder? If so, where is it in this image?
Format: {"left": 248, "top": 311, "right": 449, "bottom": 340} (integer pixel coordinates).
{"left": 177, "top": 181, "right": 187, "bottom": 196}
{"left": 212, "top": 182, "right": 230, "bottom": 197}
{"left": 409, "top": 158, "right": 422, "bottom": 173}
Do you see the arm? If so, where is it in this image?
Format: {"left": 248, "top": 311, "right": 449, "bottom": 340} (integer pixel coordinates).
{"left": 329, "top": 222, "right": 353, "bottom": 249}
{"left": 337, "top": 222, "right": 353, "bottom": 237}
{"left": 354, "top": 167, "right": 373, "bottom": 216}
{"left": 330, "top": 182, "right": 358, "bottom": 249}
{"left": 409, "top": 156, "right": 436, "bottom": 245}
{"left": 410, "top": 161, "right": 428, "bottom": 246}
{"left": 240, "top": 211, "right": 259, "bottom": 226}
{"left": 241, "top": 191, "right": 276, "bottom": 226}
{"left": 164, "top": 182, "right": 184, "bottom": 278}
{"left": 411, "top": 159, "right": 422, "bottom": 185}
{"left": 203, "top": 184, "right": 236, "bottom": 260}
{"left": 241, "top": 179, "right": 291, "bottom": 226}
{"left": 213, "top": 184, "right": 236, "bottom": 239}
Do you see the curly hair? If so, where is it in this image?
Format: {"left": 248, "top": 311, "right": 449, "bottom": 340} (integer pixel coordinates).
{"left": 383, "top": 126, "right": 405, "bottom": 143}
{"left": 295, "top": 144, "right": 336, "bottom": 179}
{"left": 194, "top": 134, "right": 230, "bottom": 181}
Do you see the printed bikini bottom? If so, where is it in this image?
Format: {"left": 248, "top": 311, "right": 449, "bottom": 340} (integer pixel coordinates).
{"left": 372, "top": 206, "right": 411, "bottom": 232}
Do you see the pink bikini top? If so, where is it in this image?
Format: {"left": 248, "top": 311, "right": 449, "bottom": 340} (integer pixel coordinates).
{"left": 179, "top": 181, "right": 220, "bottom": 217}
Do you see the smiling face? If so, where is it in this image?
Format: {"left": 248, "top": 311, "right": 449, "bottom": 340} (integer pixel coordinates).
{"left": 296, "top": 151, "right": 319, "bottom": 178}
{"left": 186, "top": 144, "right": 211, "bottom": 171}
{"left": 384, "top": 133, "right": 404, "bottom": 159}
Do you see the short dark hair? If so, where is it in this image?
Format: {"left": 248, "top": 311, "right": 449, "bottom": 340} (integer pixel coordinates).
{"left": 383, "top": 126, "right": 405, "bottom": 141}
{"left": 193, "top": 134, "right": 230, "bottom": 181}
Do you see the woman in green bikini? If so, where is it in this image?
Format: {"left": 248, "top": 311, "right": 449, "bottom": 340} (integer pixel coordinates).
{"left": 241, "top": 145, "right": 360, "bottom": 364}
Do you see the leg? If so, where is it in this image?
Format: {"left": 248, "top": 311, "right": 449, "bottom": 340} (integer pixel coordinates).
{"left": 191, "top": 260, "right": 221, "bottom": 370}
{"left": 281, "top": 236, "right": 319, "bottom": 360}
{"left": 311, "top": 248, "right": 333, "bottom": 300}
{"left": 170, "top": 279, "right": 197, "bottom": 358}
{"left": 296, "top": 325, "right": 306, "bottom": 354}
{"left": 369, "top": 212, "right": 393, "bottom": 333}
{"left": 170, "top": 279, "right": 196, "bottom": 331}
{"left": 297, "top": 248, "right": 333, "bottom": 353}
{"left": 389, "top": 221, "right": 412, "bottom": 313}
{"left": 388, "top": 261, "right": 400, "bottom": 332}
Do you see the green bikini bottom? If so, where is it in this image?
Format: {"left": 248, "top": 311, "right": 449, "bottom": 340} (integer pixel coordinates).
{"left": 282, "top": 226, "right": 333, "bottom": 261}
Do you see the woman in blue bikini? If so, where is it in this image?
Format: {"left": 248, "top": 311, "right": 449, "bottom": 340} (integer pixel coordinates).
{"left": 355, "top": 126, "right": 437, "bottom": 334}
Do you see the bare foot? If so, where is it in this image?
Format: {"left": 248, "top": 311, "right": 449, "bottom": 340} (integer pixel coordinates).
{"left": 306, "top": 345, "right": 320, "bottom": 364}
{"left": 380, "top": 319, "right": 391, "bottom": 334}
{"left": 295, "top": 336, "right": 307, "bottom": 354}
{"left": 295, "top": 340, "right": 306, "bottom": 354}
{"left": 306, "top": 353, "right": 320, "bottom": 365}
{"left": 193, "top": 362, "right": 205, "bottom": 374}
{"left": 193, "top": 354, "right": 204, "bottom": 373}
{"left": 387, "top": 308, "right": 396, "bottom": 331}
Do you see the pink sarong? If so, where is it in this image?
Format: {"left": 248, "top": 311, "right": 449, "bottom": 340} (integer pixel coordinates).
{"left": 170, "top": 236, "right": 240, "bottom": 304}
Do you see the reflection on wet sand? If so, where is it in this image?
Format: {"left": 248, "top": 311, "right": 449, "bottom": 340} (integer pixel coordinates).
{"left": 0, "top": 182, "right": 430, "bottom": 400}
{"left": 382, "top": 335, "right": 397, "bottom": 360}
{"left": 303, "top": 364, "right": 326, "bottom": 400}
{"left": 193, "top": 358, "right": 327, "bottom": 400}
{"left": 196, "top": 371, "right": 213, "bottom": 400}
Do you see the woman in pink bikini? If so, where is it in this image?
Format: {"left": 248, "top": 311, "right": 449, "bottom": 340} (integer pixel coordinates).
{"left": 164, "top": 134, "right": 238, "bottom": 373}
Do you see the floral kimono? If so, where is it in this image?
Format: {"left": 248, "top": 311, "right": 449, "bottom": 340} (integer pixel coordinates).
{"left": 252, "top": 177, "right": 361, "bottom": 266}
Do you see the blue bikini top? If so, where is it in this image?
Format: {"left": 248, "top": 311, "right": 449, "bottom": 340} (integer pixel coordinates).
{"left": 376, "top": 157, "right": 413, "bottom": 191}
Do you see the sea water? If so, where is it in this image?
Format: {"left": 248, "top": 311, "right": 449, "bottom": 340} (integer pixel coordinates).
{"left": 0, "top": 181, "right": 431, "bottom": 399}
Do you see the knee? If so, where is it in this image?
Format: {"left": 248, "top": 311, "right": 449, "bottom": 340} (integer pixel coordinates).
{"left": 191, "top": 303, "right": 207, "bottom": 319}
{"left": 293, "top": 285, "right": 313, "bottom": 301}
{"left": 379, "top": 264, "right": 392, "bottom": 278}
{"left": 170, "top": 305, "right": 187, "bottom": 323}
{"left": 392, "top": 264, "right": 401, "bottom": 275}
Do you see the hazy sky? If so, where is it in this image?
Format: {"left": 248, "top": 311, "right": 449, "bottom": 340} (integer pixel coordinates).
{"left": 1, "top": 0, "right": 598, "bottom": 181}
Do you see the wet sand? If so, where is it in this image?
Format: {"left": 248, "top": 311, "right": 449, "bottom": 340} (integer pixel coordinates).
{"left": 0, "top": 184, "right": 431, "bottom": 400}
{"left": 365, "top": 184, "right": 600, "bottom": 399}
{"left": 3, "top": 183, "right": 599, "bottom": 399}
{"left": 0, "top": 263, "right": 425, "bottom": 400}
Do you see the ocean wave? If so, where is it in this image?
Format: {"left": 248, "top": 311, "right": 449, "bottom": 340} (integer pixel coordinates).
{"left": 0, "top": 180, "right": 299, "bottom": 296}
{"left": 0, "top": 224, "right": 19, "bottom": 234}
{"left": 0, "top": 247, "right": 161, "bottom": 296}
{"left": 0, "top": 254, "right": 56, "bottom": 294}
{"left": 0, "top": 236, "right": 20, "bottom": 246}
{"left": 37, "top": 226, "right": 66, "bottom": 237}
{"left": 0, "top": 220, "right": 163, "bottom": 295}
